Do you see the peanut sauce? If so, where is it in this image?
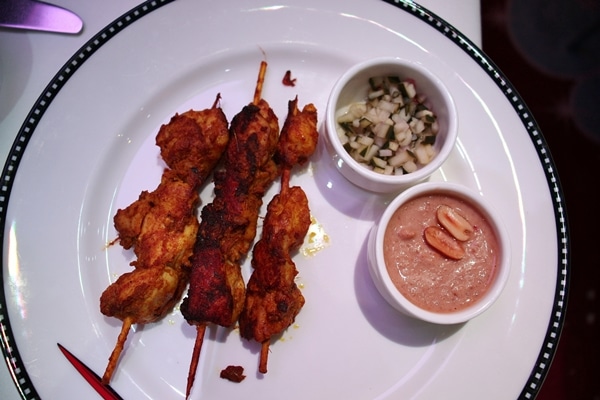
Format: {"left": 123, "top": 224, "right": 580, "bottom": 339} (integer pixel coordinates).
{"left": 383, "top": 194, "right": 499, "bottom": 313}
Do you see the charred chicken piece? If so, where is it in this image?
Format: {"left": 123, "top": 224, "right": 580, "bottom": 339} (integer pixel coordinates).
{"left": 181, "top": 98, "right": 280, "bottom": 327}
{"left": 239, "top": 97, "right": 318, "bottom": 374}
{"left": 180, "top": 61, "right": 281, "bottom": 399}
{"left": 110, "top": 169, "right": 200, "bottom": 273}
{"left": 99, "top": 98, "right": 229, "bottom": 385}
{"left": 156, "top": 105, "right": 230, "bottom": 185}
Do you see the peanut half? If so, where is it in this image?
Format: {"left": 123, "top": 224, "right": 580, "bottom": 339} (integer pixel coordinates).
{"left": 424, "top": 226, "right": 465, "bottom": 260}
{"left": 436, "top": 204, "right": 474, "bottom": 242}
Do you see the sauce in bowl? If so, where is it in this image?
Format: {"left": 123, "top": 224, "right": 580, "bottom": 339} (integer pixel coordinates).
{"left": 383, "top": 193, "right": 500, "bottom": 313}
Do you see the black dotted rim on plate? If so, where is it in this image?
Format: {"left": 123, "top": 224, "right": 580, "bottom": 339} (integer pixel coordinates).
{"left": 381, "top": 1, "right": 569, "bottom": 398}
{"left": 0, "top": 0, "right": 569, "bottom": 398}
{"left": 0, "top": 2, "right": 176, "bottom": 398}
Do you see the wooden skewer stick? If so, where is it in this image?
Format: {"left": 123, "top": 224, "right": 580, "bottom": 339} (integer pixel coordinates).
{"left": 254, "top": 60, "right": 271, "bottom": 376}
{"left": 259, "top": 341, "right": 270, "bottom": 374}
{"left": 185, "top": 59, "right": 268, "bottom": 399}
{"left": 241, "top": 95, "right": 318, "bottom": 375}
{"left": 102, "top": 317, "right": 133, "bottom": 385}
{"left": 253, "top": 61, "right": 267, "bottom": 105}
{"left": 185, "top": 324, "right": 206, "bottom": 399}
{"left": 256, "top": 167, "right": 291, "bottom": 376}
{"left": 254, "top": 98, "right": 296, "bottom": 373}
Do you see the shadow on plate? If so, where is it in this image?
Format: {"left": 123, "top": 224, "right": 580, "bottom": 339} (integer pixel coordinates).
{"left": 311, "top": 136, "right": 397, "bottom": 222}
{"left": 0, "top": 31, "right": 33, "bottom": 122}
{"left": 353, "top": 233, "right": 463, "bottom": 347}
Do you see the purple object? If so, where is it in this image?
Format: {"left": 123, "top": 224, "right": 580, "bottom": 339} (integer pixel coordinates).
{"left": 0, "top": 0, "right": 83, "bottom": 34}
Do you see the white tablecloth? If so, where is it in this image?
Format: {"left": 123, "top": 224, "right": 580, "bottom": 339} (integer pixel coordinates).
{"left": 0, "top": 1, "right": 480, "bottom": 398}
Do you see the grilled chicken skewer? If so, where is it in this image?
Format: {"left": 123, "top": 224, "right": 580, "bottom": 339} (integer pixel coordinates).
{"left": 180, "top": 61, "right": 280, "bottom": 398}
{"left": 99, "top": 96, "right": 229, "bottom": 384}
{"left": 238, "top": 97, "right": 318, "bottom": 374}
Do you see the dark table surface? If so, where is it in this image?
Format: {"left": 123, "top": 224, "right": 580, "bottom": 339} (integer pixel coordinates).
{"left": 481, "top": 1, "right": 600, "bottom": 399}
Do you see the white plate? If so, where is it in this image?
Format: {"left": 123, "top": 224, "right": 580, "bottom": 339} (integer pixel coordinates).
{"left": 0, "top": 0, "right": 568, "bottom": 399}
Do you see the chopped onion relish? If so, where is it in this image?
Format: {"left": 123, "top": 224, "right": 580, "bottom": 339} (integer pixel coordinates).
{"left": 336, "top": 76, "right": 439, "bottom": 176}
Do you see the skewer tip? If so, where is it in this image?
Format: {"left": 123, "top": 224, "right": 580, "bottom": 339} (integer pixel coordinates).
{"left": 259, "top": 341, "right": 270, "bottom": 374}
{"left": 186, "top": 324, "right": 207, "bottom": 399}
{"left": 212, "top": 93, "right": 222, "bottom": 109}
{"left": 252, "top": 61, "right": 268, "bottom": 105}
{"left": 102, "top": 317, "right": 133, "bottom": 385}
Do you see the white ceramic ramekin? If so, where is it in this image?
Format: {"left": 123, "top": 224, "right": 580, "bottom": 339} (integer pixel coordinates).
{"left": 324, "top": 57, "right": 458, "bottom": 193}
{"left": 367, "top": 181, "right": 511, "bottom": 324}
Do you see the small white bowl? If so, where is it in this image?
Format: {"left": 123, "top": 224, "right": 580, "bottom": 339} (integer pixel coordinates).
{"left": 324, "top": 57, "right": 458, "bottom": 193}
{"left": 367, "top": 182, "right": 511, "bottom": 324}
